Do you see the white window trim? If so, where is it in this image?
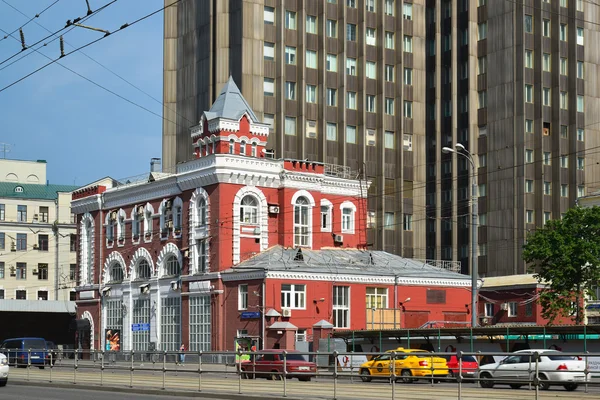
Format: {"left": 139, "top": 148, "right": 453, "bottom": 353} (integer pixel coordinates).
{"left": 233, "top": 186, "right": 269, "bottom": 264}
{"left": 320, "top": 199, "right": 333, "bottom": 233}
{"left": 238, "top": 284, "right": 248, "bottom": 310}
{"left": 339, "top": 201, "right": 356, "bottom": 234}
{"left": 189, "top": 188, "right": 210, "bottom": 274}
{"left": 291, "top": 190, "right": 316, "bottom": 248}
{"left": 281, "top": 284, "right": 306, "bottom": 309}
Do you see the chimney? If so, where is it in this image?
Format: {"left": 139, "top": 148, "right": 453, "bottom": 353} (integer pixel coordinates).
{"left": 150, "top": 158, "right": 161, "bottom": 173}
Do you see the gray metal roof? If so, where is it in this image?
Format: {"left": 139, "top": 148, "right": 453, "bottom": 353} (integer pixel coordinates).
{"left": 204, "top": 76, "right": 259, "bottom": 122}
{"left": 232, "top": 247, "right": 468, "bottom": 280}
{"left": 0, "top": 299, "right": 75, "bottom": 313}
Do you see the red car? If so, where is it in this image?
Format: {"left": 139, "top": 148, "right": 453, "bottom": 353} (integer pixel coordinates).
{"left": 239, "top": 350, "right": 317, "bottom": 381}
{"left": 443, "top": 355, "right": 479, "bottom": 380}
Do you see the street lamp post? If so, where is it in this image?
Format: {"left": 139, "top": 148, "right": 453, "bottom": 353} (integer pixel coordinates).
{"left": 442, "top": 144, "right": 478, "bottom": 327}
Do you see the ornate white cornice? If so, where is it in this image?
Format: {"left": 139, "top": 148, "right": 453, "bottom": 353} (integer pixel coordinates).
{"left": 103, "top": 177, "right": 181, "bottom": 210}
{"left": 72, "top": 194, "right": 102, "bottom": 214}
{"left": 262, "top": 270, "right": 471, "bottom": 287}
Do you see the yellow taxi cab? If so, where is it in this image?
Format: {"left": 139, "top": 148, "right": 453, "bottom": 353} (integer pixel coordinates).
{"left": 359, "top": 348, "right": 448, "bottom": 383}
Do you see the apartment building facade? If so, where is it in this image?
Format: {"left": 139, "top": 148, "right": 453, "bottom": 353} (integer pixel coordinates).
{"left": 0, "top": 159, "right": 78, "bottom": 301}
{"left": 162, "top": 0, "right": 600, "bottom": 277}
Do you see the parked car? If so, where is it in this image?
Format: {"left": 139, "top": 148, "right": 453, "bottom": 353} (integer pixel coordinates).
{"left": 442, "top": 354, "right": 479, "bottom": 380}
{"left": 359, "top": 348, "right": 448, "bottom": 383}
{"left": 478, "top": 349, "right": 584, "bottom": 391}
{"left": 0, "top": 353, "right": 8, "bottom": 387}
{"left": 239, "top": 350, "right": 317, "bottom": 381}
{"left": 0, "top": 338, "right": 48, "bottom": 368}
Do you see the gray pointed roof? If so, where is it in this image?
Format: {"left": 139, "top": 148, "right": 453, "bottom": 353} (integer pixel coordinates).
{"left": 204, "top": 76, "right": 259, "bottom": 122}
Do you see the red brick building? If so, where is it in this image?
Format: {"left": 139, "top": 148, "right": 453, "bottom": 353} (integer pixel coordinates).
{"left": 478, "top": 274, "right": 576, "bottom": 326}
{"left": 72, "top": 78, "right": 472, "bottom": 352}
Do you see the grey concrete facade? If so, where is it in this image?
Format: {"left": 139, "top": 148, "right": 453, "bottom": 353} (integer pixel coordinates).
{"left": 163, "top": 0, "right": 600, "bottom": 279}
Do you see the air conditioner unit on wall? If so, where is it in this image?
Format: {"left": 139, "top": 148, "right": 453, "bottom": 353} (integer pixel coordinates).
{"left": 268, "top": 205, "right": 280, "bottom": 214}
{"left": 500, "top": 303, "right": 509, "bottom": 311}
{"left": 306, "top": 120, "right": 317, "bottom": 138}
{"left": 281, "top": 308, "right": 292, "bottom": 317}
{"left": 334, "top": 234, "right": 344, "bottom": 243}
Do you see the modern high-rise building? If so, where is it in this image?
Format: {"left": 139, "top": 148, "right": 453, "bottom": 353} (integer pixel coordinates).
{"left": 162, "top": 0, "right": 600, "bottom": 278}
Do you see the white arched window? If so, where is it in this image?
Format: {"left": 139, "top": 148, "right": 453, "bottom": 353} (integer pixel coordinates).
{"left": 81, "top": 215, "right": 94, "bottom": 284}
{"left": 197, "top": 198, "right": 207, "bottom": 227}
{"left": 251, "top": 142, "right": 257, "bottom": 157}
{"left": 240, "top": 195, "right": 258, "bottom": 224}
{"left": 198, "top": 143, "right": 203, "bottom": 157}
{"left": 143, "top": 204, "right": 154, "bottom": 239}
{"left": 165, "top": 255, "right": 181, "bottom": 276}
{"left": 106, "top": 211, "right": 116, "bottom": 242}
{"left": 229, "top": 139, "right": 235, "bottom": 154}
{"left": 197, "top": 240, "right": 207, "bottom": 273}
{"left": 294, "top": 196, "right": 311, "bottom": 247}
{"left": 340, "top": 201, "right": 357, "bottom": 234}
{"left": 132, "top": 206, "right": 143, "bottom": 240}
{"left": 212, "top": 140, "right": 216, "bottom": 154}
{"left": 136, "top": 259, "right": 152, "bottom": 280}
{"left": 240, "top": 140, "right": 246, "bottom": 155}
{"left": 85, "top": 220, "right": 93, "bottom": 280}
{"left": 320, "top": 199, "right": 333, "bottom": 232}
{"left": 110, "top": 263, "right": 124, "bottom": 283}
{"left": 116, "top": 209, "right": 126, "bottom": 241}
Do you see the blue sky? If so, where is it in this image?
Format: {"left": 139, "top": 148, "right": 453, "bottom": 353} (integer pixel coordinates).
{"left": 0, "top": 0, "right": 165, "bottom": 186}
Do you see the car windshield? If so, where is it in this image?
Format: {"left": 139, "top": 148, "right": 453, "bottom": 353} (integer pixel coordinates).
{"left": 462, "top": 356, "right": 477, "bottom": 362}
{"left": 23, "top": 339, "right": 46, "bottom": 350}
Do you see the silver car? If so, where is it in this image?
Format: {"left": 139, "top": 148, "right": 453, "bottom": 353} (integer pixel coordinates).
{"left": 0, "top": 353, "right": 8, "bottom": 387}
{"left": 479, "top": 349, "right": 584, "bottom": 391}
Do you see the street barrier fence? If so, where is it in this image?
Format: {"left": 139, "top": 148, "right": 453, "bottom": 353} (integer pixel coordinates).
{"left": 3, "top": 348, "right": 599, "bottom": 400}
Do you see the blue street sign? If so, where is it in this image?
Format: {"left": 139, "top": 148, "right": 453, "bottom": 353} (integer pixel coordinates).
{"left": 241, "top": 311, "right": 261, "bottom": 319}
{"left": 132, "top": 323, "right": 150, "bottom": 331}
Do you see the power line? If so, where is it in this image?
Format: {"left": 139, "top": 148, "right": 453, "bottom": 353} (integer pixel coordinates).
{"left": 0, "top": 0, "right": 61, "bottom": 44}
{"left": 0, "top": 0, "right": 117, "bottom": 68}
{"left": 0, "top": 0, "right": 182, "bottom": 94}
{"left": 0, "top": 0, "right": 195, "bottom": 126}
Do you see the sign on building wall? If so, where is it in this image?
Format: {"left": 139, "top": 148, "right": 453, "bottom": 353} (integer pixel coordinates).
{"left": 105, "top": 329, "right": 121, "bottom": 351}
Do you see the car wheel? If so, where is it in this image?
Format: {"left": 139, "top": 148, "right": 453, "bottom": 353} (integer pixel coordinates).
{"left": 510, "top": 384, "right": 522, "bottom": 389}
{"left": 0, "top": 379, "right": 6, "bottom": 387}
{"left": 298, "top": 377, "right": 311, "bottom": 382}
{"left": 537, "top": 374, "right": 550, "bottom": 391}
{"left": 269, "top": 370, "right": 281, "bottom": 381}
{"left": 38, "top": 366, "right": 45, "bottom": 370}
{"left": 359, "top": 369, "right": 372, "bottom": 382}
{"left": 479, "top": 372, "right": 494, "bottom": 388}
{"left": 240, "top": 369, "right": 248, "bottom": 379}
{"left": 564, "top": 383, "right": 578, "bottom": 391}
{"left": 400, "top": 369, "right": 413, "bottom": 384}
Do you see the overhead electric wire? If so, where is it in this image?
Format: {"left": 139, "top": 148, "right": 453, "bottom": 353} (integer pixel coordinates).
{"left": 0, "top": 0, "right": 61, "bottom": 44}
{"left": 0, "top": 0, "right": 117, "bottom": 68}
{"left": 0, "top": 0, "right": 194, "bottom": 126}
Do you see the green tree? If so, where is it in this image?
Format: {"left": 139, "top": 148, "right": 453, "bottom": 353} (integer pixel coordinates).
{"left": 522, "top": 206, "right": 600, "bottom": 324}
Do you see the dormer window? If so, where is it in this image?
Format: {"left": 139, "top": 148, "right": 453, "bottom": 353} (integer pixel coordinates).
{"left": 240, "top": 140, "right": 246, "bottom": 156}
{"left": 229, "top": 139, "right": 235, "bottom": 154}
{"left": 240, "top": 195, "right": 258, "bottom": 224}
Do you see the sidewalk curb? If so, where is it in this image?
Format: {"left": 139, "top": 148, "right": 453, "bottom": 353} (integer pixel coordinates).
{"left": 10, "top": 379, "right": 305, "bottom": 400}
